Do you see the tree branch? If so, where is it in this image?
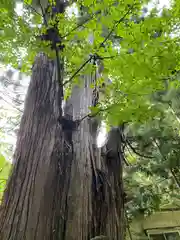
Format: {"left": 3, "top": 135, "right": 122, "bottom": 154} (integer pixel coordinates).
{"left": 62, "top": 10, "right": 102, "bottom": 39}
{"left": 63, "top": 4, "right": 134, "bottom": 86}
{"left": 63, "top": 56, "right": 93, "bottom": 86}
{"left": 126, "top": 139, "right": 154, "bottom": 159}
{"left": 170, "top": 169, "right": 180, "bottom": 188}
{"left": 38, "top": 0, "right": 47, "bottom": 25}
{"left": 24, "top": 3, "right": 43, "bottom": 18}
{"left": 98, "top": 4, "right": 134, "bottom": 48}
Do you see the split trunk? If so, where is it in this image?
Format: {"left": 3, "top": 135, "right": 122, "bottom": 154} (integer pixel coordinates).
{"left": 0, "top": 53, "right": 124, "bottom": 239}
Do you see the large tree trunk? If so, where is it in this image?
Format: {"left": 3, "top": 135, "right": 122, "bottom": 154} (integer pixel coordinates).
{"left": 0, "top": 53, "right": 68, "bottom": 239}
{"left": 0, "top": 52, "right": 124, "bottom": 239}
{"left": 57, "top": 70, "right": 125, "bottom": 239}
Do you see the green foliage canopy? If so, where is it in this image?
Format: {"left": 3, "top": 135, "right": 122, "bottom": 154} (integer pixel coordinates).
{"left": 1, "top": 0, "right": 180, "bottom": 126}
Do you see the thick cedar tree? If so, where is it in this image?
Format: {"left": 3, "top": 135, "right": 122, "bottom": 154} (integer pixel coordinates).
{"left": 0, "top": 51, "right": 124, "bottom": 239}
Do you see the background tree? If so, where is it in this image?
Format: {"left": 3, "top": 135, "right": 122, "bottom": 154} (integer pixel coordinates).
{"left": 124, "top": 85, "right": 180, "bottom": 218}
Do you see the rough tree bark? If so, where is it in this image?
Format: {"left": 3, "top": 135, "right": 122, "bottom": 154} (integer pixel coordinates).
{"left": 0, "top": 53, "right": 68, "bottom": 239}
{"left": 59, "top": 69, "right": 125, "bottom": 239}
{"left": 0, "top": 52, "right": 124, "bottom": 239}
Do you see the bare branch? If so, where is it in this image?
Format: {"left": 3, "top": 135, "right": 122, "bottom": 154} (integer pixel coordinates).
{"left": 126, "top": 139, "right": 154, "bottom": 159}
{"left": 24, "top": 3, "right": 43, "bottom": 18}
{"left": 63, "top": 4, "right": 134, "bottom": 86}
{"left": 62, "top": 10, "right": 102, "bottom": 39}
{"left": 38, "top": 0, "right": 48, "bottom": 25}
{"left": 63, "top": 56, "right": 93, "bottom": 86}
{"left": 99, "top": 4, "right": 134, "bottom": 48}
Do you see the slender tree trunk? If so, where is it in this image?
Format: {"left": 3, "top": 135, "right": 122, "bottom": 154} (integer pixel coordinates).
{"left": 0, "top": 53, "right": 124, "bottom": 239}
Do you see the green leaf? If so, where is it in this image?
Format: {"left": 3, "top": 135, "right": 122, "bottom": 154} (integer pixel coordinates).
{"left": 24, "top": 0, "right": 33, "bottom": 5}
